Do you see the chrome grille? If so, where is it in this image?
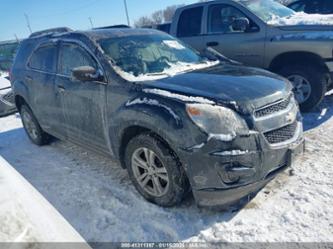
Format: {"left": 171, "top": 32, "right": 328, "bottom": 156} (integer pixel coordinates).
{"left": 264, "top": 121, "right": 297, "bottom": 144}
{"left": 255, "top": 96, "right": 291, "bottom": 118}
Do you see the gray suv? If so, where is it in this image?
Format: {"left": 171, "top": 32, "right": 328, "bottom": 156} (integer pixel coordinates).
{"left": 11, "top": 27, "right": 304, "bottom": 208}
{"left": 169, "top": 0, "right": 333, "bottom": 111}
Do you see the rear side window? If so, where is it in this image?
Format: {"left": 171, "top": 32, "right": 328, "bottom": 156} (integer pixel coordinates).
{"left": 29, "top": 45, "right": 57, "bottom": 73}
{"left": 58, "top": 43, "right": 97, "bottom": 76}
{"left": 177, "top": 7, "right": 203, "bottom": 37}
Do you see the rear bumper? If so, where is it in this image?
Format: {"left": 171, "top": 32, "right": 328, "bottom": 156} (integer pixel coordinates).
{"left": 192, "top": 138, "right": 305, "bottom": 209}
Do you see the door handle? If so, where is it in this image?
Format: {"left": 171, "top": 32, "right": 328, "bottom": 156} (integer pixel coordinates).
{"left": 206, "top": 41, "right": 219, "bottom": 47}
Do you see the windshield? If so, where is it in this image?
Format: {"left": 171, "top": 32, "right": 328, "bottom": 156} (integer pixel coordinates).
{"left": 240, "top": 0, "right": 295, "bottom": 23}
{"left": 98, "top": 33, "right": 218, "bottom": 81}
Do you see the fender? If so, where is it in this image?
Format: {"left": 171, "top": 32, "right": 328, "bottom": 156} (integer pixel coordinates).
{"left": 108, "top": 97, "right": 188, "bottom": 161}
{"left": 12, "top": 80, "right": 31, "bottom": 109}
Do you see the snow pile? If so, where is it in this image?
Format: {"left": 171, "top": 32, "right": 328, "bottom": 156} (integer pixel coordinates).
{"left": 0, "top": 155, "right": 89, "bottom": 244}
{"left": 143, "top": 88, "right": 215, "bottom": 105}
{"left": 268, "top": 12, "right": 333, "bottom": 26}
{"left": 113, "top": 60, "right": 219, "bottom": 82}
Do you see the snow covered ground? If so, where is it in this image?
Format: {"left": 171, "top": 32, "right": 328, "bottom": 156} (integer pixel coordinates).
{"left": 0, "top": 156, "right": 90, "bottom": 244}
{"left": 0, "top": 93, "right": 332, "bottom": 243}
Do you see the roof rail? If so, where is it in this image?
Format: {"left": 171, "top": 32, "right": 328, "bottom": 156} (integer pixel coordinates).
{"left": 93, "top": 25, "right": 131, "bottom": 30}
{"left": 29, "top": 27, "right": 72, "bottom": 38}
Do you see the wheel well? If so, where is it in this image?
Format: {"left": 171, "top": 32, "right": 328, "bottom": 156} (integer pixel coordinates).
{"left": 15, "top": 95, "right": 27, "bottom": 111}
{"left": 119, "top": 126, "right": 176, "bottom": 169}
{"left": 269, "top": 52, "right": 329, "bottom": 73}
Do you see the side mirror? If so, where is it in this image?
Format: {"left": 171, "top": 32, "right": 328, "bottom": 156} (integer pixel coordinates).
{"left": 231, "top": 17, "right": 250, "bottom": 32}
{"left": 71, "top": 66, "right": 104, "bottom": 82}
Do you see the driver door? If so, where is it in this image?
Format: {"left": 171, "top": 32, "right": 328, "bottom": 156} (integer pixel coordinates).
{"left": 55, "top": 41, "right": 108, "bottom": 149}
{"left": 204, "top": 4, "right": 265, "bottom": 68}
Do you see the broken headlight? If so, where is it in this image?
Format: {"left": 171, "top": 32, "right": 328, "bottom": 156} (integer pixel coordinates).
{"left": 186, "top": 103, "right": 249, "bottom": 136}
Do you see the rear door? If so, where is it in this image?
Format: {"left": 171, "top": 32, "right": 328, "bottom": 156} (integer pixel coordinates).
{"left": 26, "top": 42, "right": 64, "bottom": 134}
{"left": 204, "top": 3, "right": 265, "bottom": 68}
{"left": 55, "top": 41, "right": 108, "bottom": 149}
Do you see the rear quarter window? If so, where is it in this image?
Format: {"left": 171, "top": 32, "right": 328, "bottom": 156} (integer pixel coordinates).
{"left": 177, "top": 7, "right": 203, "bottom": 37}
{"left": 28, "top": 45, "right": 57, "bottom": 73}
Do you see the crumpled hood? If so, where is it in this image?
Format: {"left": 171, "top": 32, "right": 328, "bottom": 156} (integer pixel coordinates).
{"left": 143, "top": 64, "right": 292, "bottom": 111}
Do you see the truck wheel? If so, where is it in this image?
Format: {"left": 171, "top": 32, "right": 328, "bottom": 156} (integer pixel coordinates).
{"left": 279, "top": 64, "right": 327, "bottom": 112}
{"left": 20, "top": 104, "right": 51, "bottom": 146}
{"left": 125, "top": 133, "right": 189, "bottom": 207}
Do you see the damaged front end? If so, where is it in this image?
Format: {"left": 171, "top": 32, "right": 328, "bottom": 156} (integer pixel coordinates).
{"left": 180, "top": 93, "right": 305, "bottom": 208}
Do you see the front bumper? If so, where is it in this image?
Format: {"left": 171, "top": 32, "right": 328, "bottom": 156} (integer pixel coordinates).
{"left": 178, "top": 114, "right": 304, "bottom": 208}
{"left": 192, "top": 138, "right": 305, "bottom": 208}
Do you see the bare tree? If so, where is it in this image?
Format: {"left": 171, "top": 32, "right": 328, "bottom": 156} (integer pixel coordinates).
{"left": 134, "top": 16, "right": 154, "bottom": 28}
{"left": 163, "top": 5, "right": 184, "bottom": 22}
{"left": 152, "top": 10, "right": 164, "bottom": 24}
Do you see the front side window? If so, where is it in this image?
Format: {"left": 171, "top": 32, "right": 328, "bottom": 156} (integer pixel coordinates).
{"left": 208, "top": 4, "right": 256, "bottom": 33}
{"left": 177, "top": 7, "right": 203, "bottom": 37}
{"left": 29, "top": 45, "right": 57, "bottom": 73}
{"left": 58, "top": 43, "right": 97, "bottom": 76}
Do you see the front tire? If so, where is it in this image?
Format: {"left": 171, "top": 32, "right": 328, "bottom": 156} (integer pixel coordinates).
{"left": 20, "top": 105, "right": 51, "bottom": 146}
{"left": 279, "top": 64, "right": 327, "bottom": 112}
{"left": 125, "top": 133, "right": 189, "bottom": 207}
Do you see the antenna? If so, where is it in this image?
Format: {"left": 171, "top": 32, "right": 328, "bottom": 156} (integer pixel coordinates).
{"left": 89, "top": 17, "right": 94, "bottom": 29}
{"left": 24, "top": 13, "right": 33, "bottom": 34}
{"left": 123, "top": 0, "right": 130, "bottom": 26}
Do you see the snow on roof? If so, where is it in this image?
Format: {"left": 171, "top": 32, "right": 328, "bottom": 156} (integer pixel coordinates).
{"left": 268, "top": 12, "right": 333, "bottom": 26}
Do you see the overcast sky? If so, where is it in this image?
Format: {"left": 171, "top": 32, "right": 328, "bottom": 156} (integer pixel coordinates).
{"left": 0, "top": 0, "right": 197, "bottom": 41}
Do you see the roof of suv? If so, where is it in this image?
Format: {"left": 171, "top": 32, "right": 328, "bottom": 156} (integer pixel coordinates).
{"left": 26, "top": 27, "right": 163, "bottom": 43}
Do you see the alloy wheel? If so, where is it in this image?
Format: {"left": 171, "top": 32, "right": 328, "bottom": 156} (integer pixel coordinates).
{"left": 131, "top": 147, "right": 169, "bottom": 197}
{"left": 288, "top": 74, "right": 312, "bottom": 104}
{"left": 22, "top": 110, "right": 39, "bottom": 140}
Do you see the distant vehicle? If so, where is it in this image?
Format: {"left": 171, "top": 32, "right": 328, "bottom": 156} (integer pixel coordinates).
{"left": 11, "top": 27, "right": 304, "bottom": 208}
{"left": 142, "top": 23, "right": 171, "bottom": 33}
{"left": 167, "top": 0, "right": 333, "bottom": 111}
{"left": 287, "top": 0, "right": 333, "bottom": 14}
{"left": 0, "top": 72, "right": 16, "bottom": 117}
{"left": 0, "top": 40, "right": 19, "bottom": 117}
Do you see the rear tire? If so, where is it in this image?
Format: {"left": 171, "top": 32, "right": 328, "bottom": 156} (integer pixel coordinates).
{"left": 279, "top": 64, "right": 327, "bottom": 112}
{"left": 20, "top": 104, "right": 51, "bottom": 146}
{"left": 125, "top": 133, "right": 189, "bottom": 207}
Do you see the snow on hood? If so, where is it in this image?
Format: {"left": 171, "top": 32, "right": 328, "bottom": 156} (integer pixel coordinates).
{"left": 0, "top": 72, "right": 11, "bottom": 90}
{"left": 113, "top": 60, "right": 219, "bottom": 82}
{"left": 267, "top": 12, "right": 333, "bottom": 26}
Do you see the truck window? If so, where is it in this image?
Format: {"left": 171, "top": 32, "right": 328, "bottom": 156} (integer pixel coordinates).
{"left": 177, "top": 7, "right": 203, "bottom": 37}
{"left": 28, "top": 45, "right": 57, "bottom": 73}
{"left": 58, "top": 43, "right": 97, "bottom": 76}
{"left": 208, "top": 4, "right": 254, "bottom": 34}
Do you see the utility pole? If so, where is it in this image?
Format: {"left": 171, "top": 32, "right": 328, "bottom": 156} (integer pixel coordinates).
{"left": 89, "top": 17, "right": 94, "bottom": 29}
{"left": 24, "top": 13, "right": 33, "bottom": 34}
{"left": 123, "top": 0, "right": 130, "bottom": 26}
